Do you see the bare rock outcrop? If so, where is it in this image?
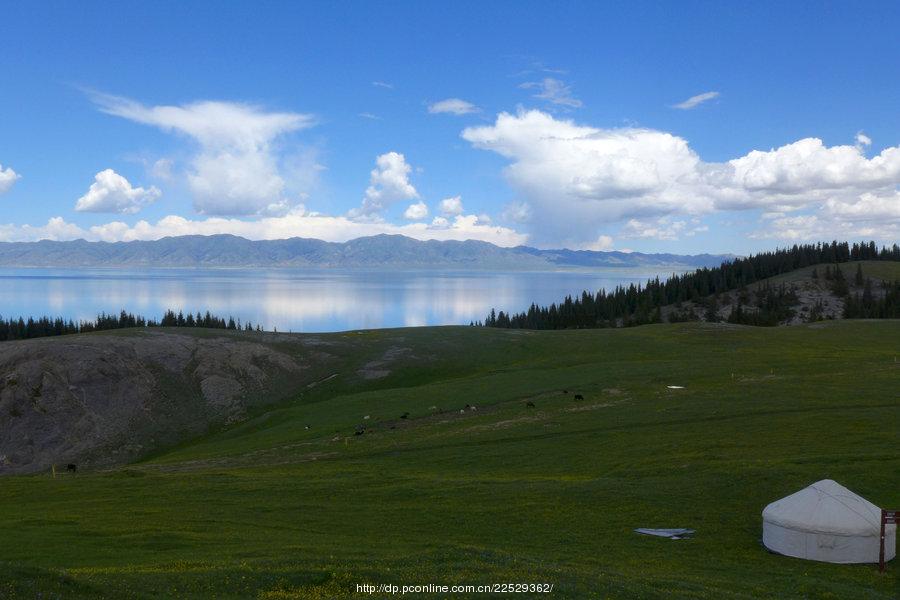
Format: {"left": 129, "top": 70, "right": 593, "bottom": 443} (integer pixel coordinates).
{"left": 0, "top": 330, "right": 320, "bottom": 474}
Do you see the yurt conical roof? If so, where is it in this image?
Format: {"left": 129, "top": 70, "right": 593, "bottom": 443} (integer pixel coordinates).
{"left": 762, "top": 479, "right": 882, "bottom": 536}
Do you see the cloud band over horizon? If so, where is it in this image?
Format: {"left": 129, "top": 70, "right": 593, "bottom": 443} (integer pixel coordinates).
{"left": 1, "top": 94, "right": 898, "bottom": 251}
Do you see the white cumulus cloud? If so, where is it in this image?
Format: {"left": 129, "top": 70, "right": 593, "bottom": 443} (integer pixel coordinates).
{"left": 403, "top": 201, "right": 429, "bottom": 220}
{"left": 462, "top": 109, "right": 900, "bottom": 246}
{"left": 75, "top": 169, "right": 161, "bottom": 214}
{"left": 350, "top": 152, "right": 419, "bottom": 220}
{"left": 91, "top": 92, "right": 317, "bottom": 216}
{"left": 428, "top": 98, "right": 479, "bottom": 115}
{"left": 0, "top": 164, "right": 20, "bottom": 195}
{"left": 439, "top": 196, "right": 464, "bottom": 216}
{"left": 725, "top": 137, "right": 900, "bottom": 196}
{"left": 0, "top": 216, "right": 85, "bottom": 242}
{"left": 462, "top": 109, "right": 706, "bottom": 244}
{"left": 673, "top": 91, "right": 720, "bottom": 110}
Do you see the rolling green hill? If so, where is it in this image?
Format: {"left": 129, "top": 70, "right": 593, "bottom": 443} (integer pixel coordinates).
{"left": 1, "top": 320, "right": 898, "bottom": 598}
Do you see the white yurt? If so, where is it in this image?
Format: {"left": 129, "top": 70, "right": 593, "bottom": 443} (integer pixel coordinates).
{"left": 762, "top": 479, "right": 895, "bottom": 564}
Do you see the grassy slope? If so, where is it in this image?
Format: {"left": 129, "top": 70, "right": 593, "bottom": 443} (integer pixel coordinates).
{"left": 757, "top": 260, "right": 900, "bottom": 287}
{"left": 1, "top": 321, "right": 898, "bottom": 599}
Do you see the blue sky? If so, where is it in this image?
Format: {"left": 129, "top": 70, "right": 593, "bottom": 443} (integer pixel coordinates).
{"left": 1, "top": 1, "right": 898, "bottom": 254}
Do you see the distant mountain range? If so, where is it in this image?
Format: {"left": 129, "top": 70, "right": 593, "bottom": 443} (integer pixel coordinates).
{"left": 0, "top": 234, "right": 734, "bottom": 270}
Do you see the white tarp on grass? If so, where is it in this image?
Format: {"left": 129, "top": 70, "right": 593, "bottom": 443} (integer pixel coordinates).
{"left": 762, "top": 479, "right": 896, "bottom": 564}
{"left": 634, "top": 528, "right": 695, "bottom": 539}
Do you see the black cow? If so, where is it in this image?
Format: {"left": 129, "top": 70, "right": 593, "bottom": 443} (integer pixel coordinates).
{"left": 526, "top": 401, "right": 535, "bottom": 408}
{"left": 354, "top": 425, "right": 365, "bottom": 436}
{"left": 573, "top": 394, "right": 584, "bottom": 400}
{"left": 66, "top": 464, "right": 77, "bottom": 473}
{"left": 400, "top": 412, "right": 409, "bottom": 419}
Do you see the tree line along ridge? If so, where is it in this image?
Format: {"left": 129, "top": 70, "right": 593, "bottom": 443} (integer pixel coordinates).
{"left": 480, "top": 241, "right": 900, "bottom": 329}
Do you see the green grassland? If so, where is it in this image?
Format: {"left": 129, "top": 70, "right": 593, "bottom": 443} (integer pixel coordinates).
{"left": 1, "top": 320, "right": 899, "bottom": 599}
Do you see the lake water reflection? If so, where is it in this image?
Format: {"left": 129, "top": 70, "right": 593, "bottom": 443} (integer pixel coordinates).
{"left": 0, "top": 268, "right": 668, "bottom": 332}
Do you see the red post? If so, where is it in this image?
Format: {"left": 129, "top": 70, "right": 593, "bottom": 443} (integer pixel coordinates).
{"left": 881, "top": 509, "right": 887, "bottom": 573}
{"left": 881, "top": 509, "right": 898, "bottom": 573}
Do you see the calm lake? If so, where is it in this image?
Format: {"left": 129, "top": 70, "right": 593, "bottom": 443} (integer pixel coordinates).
{"left": 0, "top": 267, "right": 669, "bottom": 332}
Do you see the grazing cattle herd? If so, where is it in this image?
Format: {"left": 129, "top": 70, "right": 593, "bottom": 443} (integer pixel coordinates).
{"left": 54, "top": 390, "right": 590, "bottom": 466}
{"left": 349, "top": 390, "right": 586, "bottom": 437}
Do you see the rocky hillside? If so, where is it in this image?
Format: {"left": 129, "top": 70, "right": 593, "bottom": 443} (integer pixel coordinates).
{"left": 0, "top": 328, "right": 422, "bottom": 475}
{"left": 663, "top": 260, "right": 900, "bottom": 325}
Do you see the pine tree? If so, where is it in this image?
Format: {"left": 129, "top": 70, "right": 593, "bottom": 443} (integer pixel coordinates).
{"left": 862, "top": 278, "right": 874, "bottom": 312}
{"left": 831, "top": 265, "right": 849, "bottom": 296}
{"left": 704, "top": 296, "right": 720, "bottom": 323}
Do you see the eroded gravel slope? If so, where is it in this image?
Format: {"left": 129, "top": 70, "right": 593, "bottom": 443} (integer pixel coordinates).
{"left": 0, "top": 330, "right": 337, "bottom": 474}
